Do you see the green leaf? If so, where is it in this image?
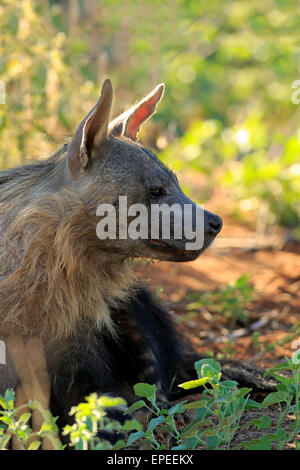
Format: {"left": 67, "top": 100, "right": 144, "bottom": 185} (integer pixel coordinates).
{"left": 171, "top": 444, "right": 186, "bottom": 450}
{"left": 98, "top": 396, "right": 126, "bottom": 408}
{"left": 194, "top": 359, "right": 221, "bottom": 379}
{"left": 0, "top": 434, "right": 12, "bottom": 450}
{"left": 4, "top": 389, "right": 15, "bottom": 402}
{"left": 147, "top": 416, "right": 164, "bottom": 433}
{"left": 185, "top": 437, "right": 199, "bottom": 450}
{"left": 292, "top": 348, "right": 300, "bottom": 365}
{"left": 268, "top": 429, "right": 287, "bottom": 443}
{"left": 202, "top": 365, "right": 220, "bottom": 380}
{"left": 0, "top": 398, "right": 8, "bottom": 410}
{"left": 127, "top": 431, "right": 144, "bottom": 446}
{"left": 39, "top": 422, "right": 53, "bottom": 434}
{"left": 28, "top": 440, "right": 41, "bottom": 450}
{"left": 244, "top": 399, "right": 261, "bottom": 410}
{"left": 134, "top": 383, "right": 156, "bottom": 405}
{"left": 112, "top": 439, "right": 126, "bottom": 450}
{"left": 183, "top": 400, "right": 207, "bottom": 410}
{"left": 167, "top": 402, "right": 186, "bottom": 415}
{"left": 206, "top": 435, "right": 221, "bottom": 449}
{"left": 178, "top": 377, "right": 209, "bottom": 390}
{"left": 240, "top": 435, "right": 272, "bottom": 450}
{"left": 203, "top": 427, "right": 219, "bottom": 437}
{"left": 125, "top": 400, "right": 146, "bottom": 414}
{"left": 181, "top": 417, "right": 209, "bottom": 438}
{"left": 264, "top": 363, "right": 289, "bottom": 378}
{"left": 243, "top": 415, "right": 272, "bottom": 430}
{"left": 221, "top": 380, "right": 238, "bottom": 389}
{"left": 271, "top": 373, "right": 291, "bottom": 386}
{"left": 122, "top": 419, "right": 142, "bottom": 432}
{"left": 158, "top": 424, "right": 173, "bottom": 434}
{"left": 237, "top": 387, "right": 252, "bottom": 398}
{"left": 261, "top": 391, "right": 288, "bottom": 408}
{"left": 0, "top": 416, "right": 12, "bottom": 426}
{"left": 19, "top": 412, "right": 32, "bottom": 425}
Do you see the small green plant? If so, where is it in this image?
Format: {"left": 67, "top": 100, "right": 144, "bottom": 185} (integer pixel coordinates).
{"left": 0, "top": 389, "right": 62, "bottom": 450}
{"left": 251, "top": 332, "right": 277, "bottom": 354}
{"left": 1, "top": 351, "right": 300, "bottom": 450}
{"left": 62, "top": 394, "right": 142, "bottom": 450}
{"left": 124, "top": 359, "right": 254, "bottom": 450}
{"left": 124, "top": 351, "right": 300, "bottom": 450}
{"left": 251, "top": 331, "right": 262, "bottom": 350}
{"left": 124, "top": 382, "right": 188, "bottom": 450}
{"left": 278, "top": 321, "right": 300, "bottom": 348}
{"left": 214, "top": 340, "right": 237, "bottom": 361}
{"left": 186, "top": 275, "right": 254, "bottom": 327}
{"left": 155, "top": 286, "right": 164, "bottom": 297}
{"left": 177, "top": 358, "right": 254, "bottom": 449}
{"left": 237, "top": 349, "right": 300, "bottom": 449}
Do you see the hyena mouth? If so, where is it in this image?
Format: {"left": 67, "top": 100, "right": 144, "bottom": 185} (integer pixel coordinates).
{"left": 144, "top": 238, "right": 203, "bottom": 261}
{"left": 148, "top": 238, "right": 168, "bottom": 248}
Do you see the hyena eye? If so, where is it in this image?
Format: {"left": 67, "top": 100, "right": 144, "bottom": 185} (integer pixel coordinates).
{"left": 150, "top": 187, "right": 165, "bottom": 199}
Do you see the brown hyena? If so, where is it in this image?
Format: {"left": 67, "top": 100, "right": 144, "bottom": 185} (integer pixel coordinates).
{"left": 0, "top": 80, "right": 223, "bottom": 443}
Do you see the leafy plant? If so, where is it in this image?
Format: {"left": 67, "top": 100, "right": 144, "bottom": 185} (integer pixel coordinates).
{"left": 124, "top": 358, "right": 255, "bottom": 450}
{"left": 186, "top": 274, "right": 254, "bottom": 327}
{"left": 237, "top": 349, "right": 300, "bottom": 450}
{"left": 177, "top": 358, "right": 254, "bottom": 449}
{"left": 125, "top": 382, "right": 187, "bottom": 450}
{"left": 1, "top": 351, "right": 300, "bottom": 450}
{"left": 0, "top": 389, "right": 62, "bottom": 450}
{"left": 62, "top": 394, "right": 141, "bottom": 450}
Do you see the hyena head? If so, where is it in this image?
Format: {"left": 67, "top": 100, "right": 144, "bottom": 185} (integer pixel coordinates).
{"left": 63, "top": 79, "right": 222, "bottom": 262}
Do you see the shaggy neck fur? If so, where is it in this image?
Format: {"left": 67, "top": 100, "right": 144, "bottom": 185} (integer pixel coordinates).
{"left": 0, "top": 147, "right": 135, "bottom": 346}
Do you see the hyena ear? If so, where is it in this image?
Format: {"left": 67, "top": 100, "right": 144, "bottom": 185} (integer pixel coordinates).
{"left": 109, "top": 83, "right": 164, "bottom": 141}
{"left": 67, "top": 79, "right": 113, "bottom": 176}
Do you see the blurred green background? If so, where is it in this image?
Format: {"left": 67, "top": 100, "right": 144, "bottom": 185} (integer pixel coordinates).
{"left": 1, "top": 0, "right": 300, "bottom": 231}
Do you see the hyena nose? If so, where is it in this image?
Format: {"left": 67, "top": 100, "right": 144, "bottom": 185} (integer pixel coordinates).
{"left": 207, "top": 213, "right": 223, "bottom": 236}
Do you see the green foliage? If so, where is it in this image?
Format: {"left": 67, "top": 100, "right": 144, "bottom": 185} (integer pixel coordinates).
{"left": 0, "top": 389, "right": 62, "bottom": 450}
{"left": 62, "top": 394, "right": 141, "bottom": 450}
{"left": 1, "top": 351, "right": 300, "bottom": 450}
{"left": 252, "top": 322, "right": 300, "bottom": 355}
{"left": 177, "top": 358, "right": 252, "bottom": 449}
{"left": 134, "top": 383, "right": 157, "bottom": 407}
{"left": 126, "top": 357, "right": 253, "bottom": 450}
{"left": 186, "top": 274, "right": 254, "bottom": 327}
{"left": 237, "top": 350, "right": 300, "bottom": 450}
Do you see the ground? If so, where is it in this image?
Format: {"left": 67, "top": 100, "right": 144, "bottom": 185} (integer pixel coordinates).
{"left": 135, "top": 175, "right": 300, "bottom": 448}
